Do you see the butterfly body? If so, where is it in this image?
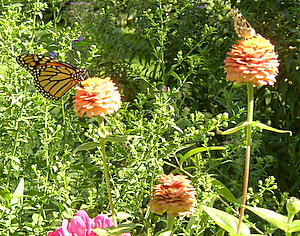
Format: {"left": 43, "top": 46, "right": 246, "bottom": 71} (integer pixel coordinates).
{"left": 230, "top": 8, "right": 256, "bottom": 39}
{"left": 17, "top": 54, "right": 87, "bottom": 100}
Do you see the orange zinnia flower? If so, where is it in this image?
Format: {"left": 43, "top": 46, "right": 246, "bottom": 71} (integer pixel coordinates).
{"left": 74, "top": 77, "right": 121, "bottom": 118}
{"left": 224, "top": 36, "right": 279, "bottom": 86}
{"left": 149, "top": 174, "right": 197, "bottom": 217}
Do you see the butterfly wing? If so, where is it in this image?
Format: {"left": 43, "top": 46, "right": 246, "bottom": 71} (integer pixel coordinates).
{"left": 230, "top": 8, "right": 256, "bottom": 39}
{"left": 16, "top": 54, "right": 87, "bottom": 99}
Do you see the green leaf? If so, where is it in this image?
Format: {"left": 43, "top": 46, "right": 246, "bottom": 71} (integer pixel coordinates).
{"left": 32, "top": 213, "right": 43, "bottom": 225}
{"left": 107, "top": 225, "right": 132, "bottom": 235}
{"left": 106, "top": 135, "right": 141, "bottom": 142}
{"left": 289, "top": 220, "right": 300, "bottom": 233}
{"left": 245, "top": 206, "right": 288, "bottom": 231}
{"left": 74, "top": 142, "right": 100, "bottom": 152}
{"left": 92, "top": 228, "right": 109, "bottom": 236}
{"left": 116, "top": 212, "right": 132, "bottom": 221}
{"left": 214, "top": 229, "right": 225, "bottom": 236}
{"left": 10, "top": 178, "right": 24, "bottom": 206}
{"left": 174, "top": 143, "right": 196, "bottom": 153}
{"left": 0, "top": 188, "right": 11, "bottom": 205}
{"left": 252, "top": 122, "right": 292, "bottom": 136}
{"left": 212, "top": 179, "right": 237, "bottom": 203}
{"left": 92, "top": 224, "right": 134, "bottom": 236}
{"left": 183, "top": 146, "right": 226, "bottom": 159}
{"left": 217, "top": 122, "right": 248, "bottom": 135}
{"left": 186, "top": 215, "right": 197, "bottom": 231}
{"left": 217, "top": 121, "right": 292, "bottom": 136}
{"left": 0, "top": 64, "right": 8, "bottom": 77}
{"left": 230, "top": 234, "right": 265, "bottom": 236}
{"left": 155, "top": 230, "right": 172, "bottom": 236}
{"left": 167, "top": 70, "right": 181, "bottom": 81}
{"left": 202, "top": 206, "right": 250, "bottom": 234}
{"left": 171, "top": 123, "right": 184, "bottom": 134}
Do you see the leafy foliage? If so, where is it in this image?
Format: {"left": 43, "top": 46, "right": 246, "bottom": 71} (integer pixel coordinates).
{"left": 0, "top": 0, "right": 299, "bottom": 235}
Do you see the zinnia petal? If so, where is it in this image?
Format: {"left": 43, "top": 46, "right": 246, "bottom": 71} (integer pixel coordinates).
{"left": 48, "top": 211, "right": 131, "bottom": 236}
{"left": 93, "top": 214, "right": 114, "bottom": 229}
{"left": 75, "top": 210, "right": 93, "bottom": 234}
{"left": 61, "top": 219, "right": 72, "bottom": 236}
{"left": 224, "top": 35, "right": 279, "bottom": 86}
{"left": 149, "top": 174, "right": 197, "bottom": 217}
{"left": 67, "top": 216, "right": 87, "bottom": 235}
{"left": 73, "top": 77, "right": 121, "bottom": 118}
{"left": 47, "top": 219, "right": 71, "bottom": 236}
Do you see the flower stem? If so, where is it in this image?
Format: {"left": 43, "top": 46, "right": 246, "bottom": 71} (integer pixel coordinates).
{"left": 97, "top": 117, "right": 117, "bottom": 226}
{"left": 166, "top": 215, "right": 175, "bottom": 234}
{"left": 237, "top": 83, "right": 254, "bottom": 234}
{"left": 286, "top": 213, "right": 294, "bottom": 236}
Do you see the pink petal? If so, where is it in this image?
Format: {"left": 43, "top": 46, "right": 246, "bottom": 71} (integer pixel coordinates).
{"left": 68, "top": 216, "right": 87, "bottom": 235}
{"left": 93, "top": 214, "right": 114, "bottom": 228}
{"left": 47, "top": 231, "right": 59, "bottom": 236}
{"left": 75, "top": 210, "right": 93, "bottom": 234}
{"left": 48, "top": 219, "right": 71, "bottom": 236}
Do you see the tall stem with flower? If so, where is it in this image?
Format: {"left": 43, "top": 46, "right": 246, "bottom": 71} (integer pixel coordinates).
{"left": 237, "top": 83, "right": 253, "bottom": 232}
{"left": 73, "top": 76, "right": 122, "bottom": 226}
{"left": 218, "top": 35, "right": 291, "bottom": 234}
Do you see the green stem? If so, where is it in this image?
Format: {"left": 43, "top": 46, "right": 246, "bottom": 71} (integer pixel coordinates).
{"left": 53, "top": 7, "right": 57, "bottom": 33}
{"left": 286, "top": 213, "right": 294, "bottom": 236}
{"left": 166, "top": 215, "right": 175, "bottom": 234}
{"left": 286, "top": 231, "right": 292, "bottom": 236}
{"left": 237, "top": 83, "right": 254, "bottom": 234}
{"left": 98, "top": 118, "right": 117, "bottom": 226}
{"left": 6, "top": 97, "right": 25, "bottom": 187}
{"left": 44, "top": 101, "right": 50, "bottom": 169}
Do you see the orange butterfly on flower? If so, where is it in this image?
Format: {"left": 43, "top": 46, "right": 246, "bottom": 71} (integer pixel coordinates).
{"left": 225, "top": 9, "right": 279, "bottom": 87}
{"left": 16, "top": 54, "right": 88, "bottom": 99}
{"left": 230, "top": 8, "right": 258, "bottom": 39}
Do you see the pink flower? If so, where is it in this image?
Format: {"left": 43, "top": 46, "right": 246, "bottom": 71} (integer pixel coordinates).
{"left": 92, "top": 214, "right": 114, "bottom": 229}
{"left": 73, "top": 210, "right": 93, "bottom": 235}
{"left": 48, "top": 219, "right": 71, "bottom": 236}
{"left": 68, "top": 216, "right": 87, "bottom": 235}
{"left": 48, "top": 210, "right": 130, "bottom": 236}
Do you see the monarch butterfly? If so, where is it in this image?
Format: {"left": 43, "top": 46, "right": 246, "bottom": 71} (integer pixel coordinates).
{"left": 16, "top": 54, "right": 88, "bottom": 100}
{"left": 230, "top": 8, "right": 257, "bottom": 39}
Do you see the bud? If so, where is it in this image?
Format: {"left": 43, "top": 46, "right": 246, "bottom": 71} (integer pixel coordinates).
{"left": 286, "top": 197, "right": 300, "bottom": 215}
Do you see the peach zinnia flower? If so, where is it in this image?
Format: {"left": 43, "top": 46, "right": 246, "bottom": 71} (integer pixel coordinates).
{"left": 224, "top": 35, "right": 279, "bottom": 86}
{"left": 149, "top": 174, "right": 197, "bottom": 217}
{"left": 74, "top": 77, "right": 121, "bottom": 118}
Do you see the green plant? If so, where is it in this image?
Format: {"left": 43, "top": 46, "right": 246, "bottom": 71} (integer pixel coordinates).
{"left": 202, "top": 197, "right": 300, "bottom": 236}
{"left": 0, "top": 0, "right": 299, "bottom": 235}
